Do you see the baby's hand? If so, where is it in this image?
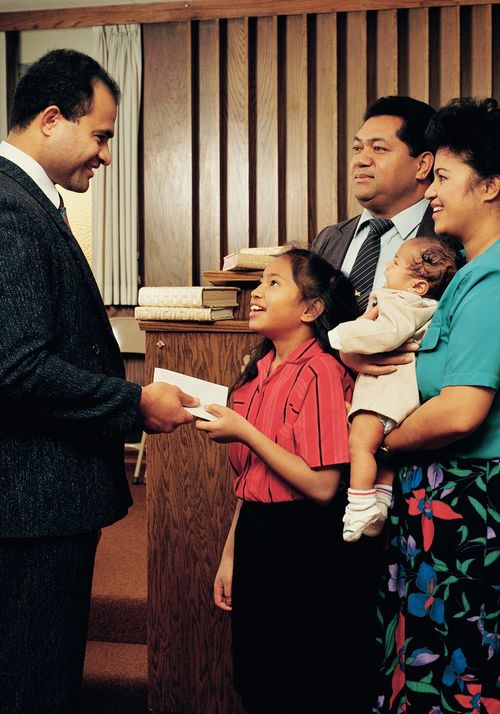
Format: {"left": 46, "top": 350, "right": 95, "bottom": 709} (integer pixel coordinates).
{"left": 195, "top": 404, "right": 252, "bottom": 443}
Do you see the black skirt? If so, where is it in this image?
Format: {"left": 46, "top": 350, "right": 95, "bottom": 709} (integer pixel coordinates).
{"left": 231, "top": 496, "right": 383, "bottom": 714}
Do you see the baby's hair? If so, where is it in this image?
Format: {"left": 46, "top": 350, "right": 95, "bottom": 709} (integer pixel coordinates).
{"left": 406, "top": 237, "right": 464, "bottom": 299}
{"left": 234, "top": 248, "right": 358, "bottom": 389}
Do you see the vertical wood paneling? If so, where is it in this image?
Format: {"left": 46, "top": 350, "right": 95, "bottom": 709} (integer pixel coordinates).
{"left": 469, "top": 5, "right": 493, "bottom": 96}
{"left": 344, "top": 11, "right": 367, "bottom": 220}
{"left": 315, "top": 12, "right": 338, "bottom": 232}
{"left": 436, "top": 6, "right": 461, "bottom": 105}
{"left": 255, "top": 15, "right": 279, "bottom": 246}
{"left": 226, "top": 17, "right": 249, "bottom": 253}
{"left": 376, "top": 10, "right": 398, "bottom": 97}
{"left": 143, "top": 23, "right": 192, "bottom": 287}
{"left": 199, "top": 20, "right": 222, "bottom": 274}
{"left": 406, "top": 9, "right": 429, "bottom": 102}
{"left": 142, "top": 4, "right": 500, "bottom": 283}
{"left": 285, "top": 14, "right": 308, "bottom": 245}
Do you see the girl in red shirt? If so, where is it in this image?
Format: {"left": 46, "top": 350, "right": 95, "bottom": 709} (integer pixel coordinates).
{"left": 196, "top": 248, "right": 360, "bottom": 713}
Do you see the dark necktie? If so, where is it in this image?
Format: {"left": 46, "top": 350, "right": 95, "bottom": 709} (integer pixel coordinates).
{"left": 349, "top": 218, "right": 394, "bottom": 313}
{"left": 58, "top": 193, "right": 71, "bottom": 230}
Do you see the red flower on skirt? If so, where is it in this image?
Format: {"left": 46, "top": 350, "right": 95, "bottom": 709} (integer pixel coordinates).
{"left": 406, "top": 489, "right": 462, "bottom": 551}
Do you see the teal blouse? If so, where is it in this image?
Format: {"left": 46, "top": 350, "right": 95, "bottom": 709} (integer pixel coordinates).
{"left": 416, "top": 239, "right": 500, "bottom": 459}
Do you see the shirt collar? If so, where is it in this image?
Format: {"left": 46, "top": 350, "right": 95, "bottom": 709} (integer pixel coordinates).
{"left": 358, "top": 197, "right": 430, "bottom": 240}
{"left": 257, "top": 338, "right": 323, "bottom": 381}
{"left": 0, "top": 140, "right": 60, "bottom": 208}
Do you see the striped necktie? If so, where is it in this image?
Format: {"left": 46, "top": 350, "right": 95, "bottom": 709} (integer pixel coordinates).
{"left": 349, "top": 217, "right": 394, "bottom": 313}
{"left": 58, "top": 193, "right": 71, "bottom": 230}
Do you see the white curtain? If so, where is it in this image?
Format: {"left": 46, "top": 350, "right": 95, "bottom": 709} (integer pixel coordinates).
{"left": 93, "top": 25, "right": 142, "bottom": 305}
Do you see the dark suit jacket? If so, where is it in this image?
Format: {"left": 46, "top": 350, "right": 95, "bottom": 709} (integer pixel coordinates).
{"left": 310, "top": 203, "right": 437, "bottom": 270}
{"left": 0, "top": 157, "right": 142, "bottom": 537}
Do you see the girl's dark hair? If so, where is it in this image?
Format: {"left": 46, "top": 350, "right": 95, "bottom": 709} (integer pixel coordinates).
{"left": 234, "top": 248, "right": 358, "bottom": 389}
{"left": 425, "top": 97, "right": 500, "bottom": 178}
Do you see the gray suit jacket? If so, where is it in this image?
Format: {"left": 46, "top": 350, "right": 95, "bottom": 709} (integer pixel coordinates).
{"left": 0, "top": 157, "right": 142, "bottom": 537}
{"left": 310, "top": 203, "right": 437, "bottom": 270}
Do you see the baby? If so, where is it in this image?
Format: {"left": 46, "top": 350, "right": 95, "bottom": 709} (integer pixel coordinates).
{"left": 329, "top": 237, "right": 462, "bottom": 542}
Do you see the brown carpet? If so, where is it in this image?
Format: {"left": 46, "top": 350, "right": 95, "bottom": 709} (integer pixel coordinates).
{"left": 78, "top": 464, "right": 148, "bottom": 714}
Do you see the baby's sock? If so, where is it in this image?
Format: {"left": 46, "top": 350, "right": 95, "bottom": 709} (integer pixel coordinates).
{"left": 375, "top": 484, "right": 393, "bottom": 510}
{"left": 364, "top": 484, "right": 393, "bottom": 537}
{"left": 343, "top": 488, "right": 380, "bottom": 542}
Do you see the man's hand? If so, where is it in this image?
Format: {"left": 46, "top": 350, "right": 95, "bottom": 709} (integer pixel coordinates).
{"left": 341, "top": 339, "right": 419, "bottom": 376}
{"left": 139, "top": 382, "right": 199, "bottom": 433}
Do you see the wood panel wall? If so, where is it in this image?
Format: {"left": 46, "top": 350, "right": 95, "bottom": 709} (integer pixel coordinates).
{"left": 143, "top": 3, "right": 500, "bottom": 287}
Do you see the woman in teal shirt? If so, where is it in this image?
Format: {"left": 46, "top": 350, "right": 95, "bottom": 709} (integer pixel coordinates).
{"left": 375, "top": 98, "right": 499, "bottom": 713}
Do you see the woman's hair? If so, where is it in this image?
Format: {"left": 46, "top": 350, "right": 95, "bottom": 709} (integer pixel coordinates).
{"left": 425, "top": 97, "right": 500, "bottom": 178}
{"left": 234, "top": 248, "right": 358, "bottom": 389}
{"left": 405, "top": 237, "right": 464, "bottom": 299}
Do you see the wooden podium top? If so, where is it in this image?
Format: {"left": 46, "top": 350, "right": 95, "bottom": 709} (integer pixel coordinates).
{"left": 138, "top": 319, "right": 253, "bottom": 333}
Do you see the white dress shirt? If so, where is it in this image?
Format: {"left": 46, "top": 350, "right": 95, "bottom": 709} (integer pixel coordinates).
{"left": 0, "top": 140, "right": 60, "bottom": 208}
{"left": 341, "top": 198, "right": 430, "bottom": 290}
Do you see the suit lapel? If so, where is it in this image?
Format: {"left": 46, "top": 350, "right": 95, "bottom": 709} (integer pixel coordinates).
{"left": 0, "top": 158, "right": 111, "bottom": 329}
{"left": 336, "top": 215, "right": 360, "bottom": 266}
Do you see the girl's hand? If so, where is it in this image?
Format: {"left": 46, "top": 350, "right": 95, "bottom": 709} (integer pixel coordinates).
{"left": 214, "top": 553, "right": 234, "bottom": 611}
{"left": 195, "top": 404, "right": 253, "bottom": 443}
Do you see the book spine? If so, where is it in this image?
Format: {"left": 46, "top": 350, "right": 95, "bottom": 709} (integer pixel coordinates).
{"left": 138, "top": 287, "right": 203, "bottom": 306}
{"left": 135, "top": 306, "right": 213, "bottom": 320}
{"left": 135, "top": 306, "right": 234, "bottom": 321}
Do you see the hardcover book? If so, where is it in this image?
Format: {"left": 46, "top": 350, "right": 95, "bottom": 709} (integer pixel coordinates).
{"left": 222, "top": 245, "right": 290, "bottom": 271}
{"left": 134, "top": 306, "right": 235, "bottom": 321}
{"left": 138, "top": 285, "right": 239, "bottom": 307}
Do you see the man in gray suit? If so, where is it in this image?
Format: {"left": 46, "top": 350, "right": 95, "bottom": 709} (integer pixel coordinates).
{"left": 0, "top": 49, "right": 196, "bottom": 713}
{"left": 312, "top": 96, "right": 437, "bottom": 312}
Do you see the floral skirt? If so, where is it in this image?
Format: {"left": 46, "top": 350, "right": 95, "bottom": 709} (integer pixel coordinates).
{"left": 375, "top": 457, "right": 500, "bottom": 714}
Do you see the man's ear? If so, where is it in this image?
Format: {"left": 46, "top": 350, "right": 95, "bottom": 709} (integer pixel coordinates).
{"left": 411, "top": 279, "right": 430, "bottom": 296}
{"left": 416, "top": 151, "right": 434, "bottom": 181}
{"left": 302, "top": 298, "right": 325, "bottom": 323}
{"left": 40, "top": 106, "right": 63, "bottom": 137}
{"left": 481, "top": 175, "right": 500, "bottom": 203}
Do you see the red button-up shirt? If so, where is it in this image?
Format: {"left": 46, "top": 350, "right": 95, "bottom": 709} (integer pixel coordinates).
{"left": 229, "top": 338, "right": 353, "bottom": 502}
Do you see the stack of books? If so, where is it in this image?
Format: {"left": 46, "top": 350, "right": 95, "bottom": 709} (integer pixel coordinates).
{"left": 222, "top": 245, "right": 290, "bottom": 271}
{"left": 134, "top": 285, "right": 240, "bottom": 322}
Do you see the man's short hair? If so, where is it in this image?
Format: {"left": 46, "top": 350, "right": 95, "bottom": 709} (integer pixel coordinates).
{"left": 363, "top": 96, "right": 435, "bottom": 157}
{"left": 9, "top": 49, "right": 121, "bottom": 131}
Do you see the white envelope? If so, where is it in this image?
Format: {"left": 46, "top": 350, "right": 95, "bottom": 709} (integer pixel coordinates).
{"left": 153, "top": 367, "right": 228, "bottom": 421}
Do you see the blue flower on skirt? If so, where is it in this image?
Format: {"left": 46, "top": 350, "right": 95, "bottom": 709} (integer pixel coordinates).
{"left": 408, "top": 562, "right": 445, "bottom": 624}
{"left": 400, "top": 464, "right": 423, "bottom": 494}
{"left": 442, "top": 647, "right": 467, "bottom": 690}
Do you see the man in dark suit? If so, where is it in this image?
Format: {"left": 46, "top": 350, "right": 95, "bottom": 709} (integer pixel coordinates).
{"left": 311, "top": 96, "right": 439, "bottom": 713}
{"left": 0, "top": 50, "right": 197, "bottom": 713}
{"left": 312, "top": 96, "right": 437, "bottom": 311}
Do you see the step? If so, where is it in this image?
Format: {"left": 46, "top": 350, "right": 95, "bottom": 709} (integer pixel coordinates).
{"left": 88, "top": 593, "right": 146, "bottom": 644}
{"left": 88, "top": 478, "right": 147, "bottom": 643}
{"left": 78, "top": 641, "right": 148, "bottom": 714}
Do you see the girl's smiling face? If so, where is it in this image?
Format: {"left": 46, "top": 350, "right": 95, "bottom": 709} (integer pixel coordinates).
{"left": 249, "top": 255, "right": 312, "bottom": 342}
